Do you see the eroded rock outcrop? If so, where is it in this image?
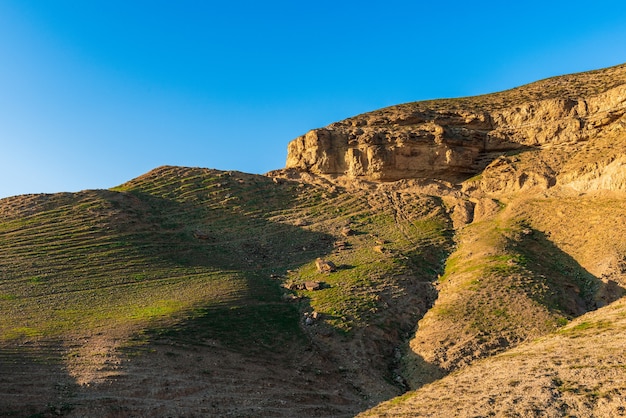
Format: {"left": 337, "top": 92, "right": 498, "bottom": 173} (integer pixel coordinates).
{"left": 286, "top": 64, "right": 626, "bottom": 185}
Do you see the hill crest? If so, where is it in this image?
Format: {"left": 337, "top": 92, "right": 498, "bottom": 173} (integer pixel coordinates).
{"left": 285, "top": 63, "right": 626, "bottom": 190}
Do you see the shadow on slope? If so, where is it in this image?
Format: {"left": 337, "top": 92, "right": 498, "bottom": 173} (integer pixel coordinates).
{"left": 361, "top": 297, "right": 626, "bottom": 417}
{"left": 0, "top": 166, "right": 458, "bottom": 416}
{"left": 0, "top": 168, "right": 356, "bottom": 416}
{"left": 405, "top": 217, "right": 624, "bottom": 390}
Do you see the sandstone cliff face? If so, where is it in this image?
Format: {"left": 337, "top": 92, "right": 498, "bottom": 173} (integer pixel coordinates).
{"left": 286, "top": 64, "right": 626, "bottom": 188}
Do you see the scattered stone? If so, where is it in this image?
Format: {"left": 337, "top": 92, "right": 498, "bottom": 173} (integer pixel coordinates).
{"left": 373, "top": 245, "right": 385, "bottom": 254}
{"left": 316, "top": 258, "right": 337, "bottom": 273}
{"left": 282, "top": 293, "right": 301, "bottom": 302}
{"left": 303, "top": 311, "right": 321, "bottom": 325}
{"left": 304, "top": 281, "right": 322, "bottom": 291}
{"left": 334, "top": 241, "right": 350, "bottom": 251}
{"left": 451, "top": 200, "right": 475, "bottom": 228}
{"left": 340, "top": 226, "right": 355, "bottom": 237}
{"left": 283, "top": 281, "right": 295, "bottom": 289}
{"left": 473, "top": 198, "right": 502, "bottom": 222}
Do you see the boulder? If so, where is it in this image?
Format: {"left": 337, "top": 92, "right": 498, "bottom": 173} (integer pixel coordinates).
{"left": 316, "top": 258, "right": 337, "bottom": 273}
{"left": 304, "top": 281, "right": 322, "bottom": 291}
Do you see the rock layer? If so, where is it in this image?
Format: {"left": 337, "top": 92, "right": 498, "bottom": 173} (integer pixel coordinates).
{"left": 286, "top": 64, "right": 626, "bottom": 183}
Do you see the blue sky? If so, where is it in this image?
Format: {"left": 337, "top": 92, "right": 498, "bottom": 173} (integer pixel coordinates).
{"left": 2, "top": 1, "right": 626, "bottom": 198}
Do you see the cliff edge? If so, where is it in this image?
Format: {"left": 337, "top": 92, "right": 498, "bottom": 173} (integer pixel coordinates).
{"left": 286, "top": 64, "right": 626, "bottom": 188}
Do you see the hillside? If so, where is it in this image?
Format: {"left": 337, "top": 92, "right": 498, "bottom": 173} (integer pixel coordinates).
{"left": 361, "top": 298, "right": 626, "bottom": 417}
{"left": 0, "top": 166, "right": 453, "bottom": 416}
{"left": 2, "top": 63, "right": 626, "bottom": 417}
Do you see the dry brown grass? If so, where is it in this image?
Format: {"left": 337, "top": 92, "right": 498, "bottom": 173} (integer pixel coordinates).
{"left": 360, "top": 298, "right": 626, "bottom": 417}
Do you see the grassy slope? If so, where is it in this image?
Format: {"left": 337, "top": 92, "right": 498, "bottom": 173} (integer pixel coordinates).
{"left": 372, "top": 131, "right": 626, "bottom": 414}
{"left": 403, "top": 199, "right": 606, "bottom": 387}
{"left": 0, "top": 168, "right": 311, "bottom": 347}
{"left": 0, "top": 166, "right": 453, "bottom": 416}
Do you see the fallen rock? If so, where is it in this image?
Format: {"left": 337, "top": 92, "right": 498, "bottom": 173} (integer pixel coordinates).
{"left": 450, "top": 200, "right": 475, "bottom": 228}
{"left": 316, "top": 258, "right": 337, "bottom": 273}
{"left": 305, "top": 281, "right": 322, "bottom": 291}
{"left": 303, "top": 310, "right": 322, "bottom": 325}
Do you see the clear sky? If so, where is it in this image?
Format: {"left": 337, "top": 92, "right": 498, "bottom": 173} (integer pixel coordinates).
{"left": 2, "top": 0, "right": 626, "bottom": 198}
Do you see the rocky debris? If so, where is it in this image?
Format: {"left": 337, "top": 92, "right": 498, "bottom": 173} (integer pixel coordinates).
{"left": 316, "top": 258, "right": 337, "bottom": 273}
{"left": 334, "top": 241, "right": 351, "bottom": 251}
{"left": 281, "top": 292, "right": 301, "bottom": 302}
{"left": 450, "top": 200, "right": 475, "bottom": 228}
{"left": 472, "top": 198, "right": 501, "bottom": 222}
{"left": 282, "top": 282, "right": 299, "bottom": 291}
{"left": 292, "top": 218, "right": 309, "bottom": 227}
{"left": 476, "top": 156, "right": 557, "bottom": 194}
{"left": 283, "top": 280, "right": 326, "bottom": 291}
{"left": 304, "top": 281, "right": 322, "bottom": 291}
{"left": 304, "top": 311, "right": 322, "bottom": 325}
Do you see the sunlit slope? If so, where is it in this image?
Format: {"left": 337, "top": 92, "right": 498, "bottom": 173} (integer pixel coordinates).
{"left": 361, "top": 297, "right": 626, "bottom": 417}
{"left": 0, "top": 167, "right": 321, "bottom": 343}
{"left": 403, "top": 195, "right": 626, "bottom": 388}
{"left": 0, "top": 165, "right": 454, "bottom": 416}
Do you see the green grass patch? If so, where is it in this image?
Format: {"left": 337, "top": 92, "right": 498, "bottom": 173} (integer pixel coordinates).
{"left": 28, "top": 275, "right": 48, "bottom": 284}
{"left": 560, "top": 320, "right": 613, "bottom": 336}
{"left": 5, "top": 327, "right": 42, "bottom": 340}
{"left": 129, "top": 300, "right": 184, "bottom": 320}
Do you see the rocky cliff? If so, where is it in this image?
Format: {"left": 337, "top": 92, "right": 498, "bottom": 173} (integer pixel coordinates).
{"left": 286, "top": 64, "right": 626, "bottom": 188}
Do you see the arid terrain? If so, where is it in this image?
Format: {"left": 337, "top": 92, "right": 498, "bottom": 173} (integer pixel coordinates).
{"left": 2, "top": 63, "right": 626, "bottom": 417}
